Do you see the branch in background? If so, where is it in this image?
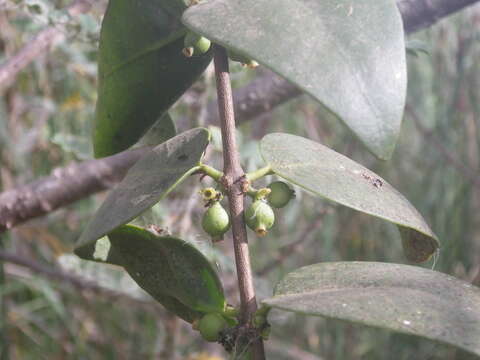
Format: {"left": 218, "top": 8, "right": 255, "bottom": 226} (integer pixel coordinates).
{"left": 0, "top": 0, "right": 479, "bottom": 232}
{"left": 397, "top": 0, "right": 480, "bottom": 33}
{"left": 0, "top": 249, "right": 156, "bottom": 308}
{"left": 0, "top": 147, "right": 149, "bottom": 232}
{"left": 0, "top": 237, "right": 7, "bottom": 360}
{"left": 205, "top": 71, "right": 300, "bottom": 127}
{"left": 0, "top": 0, "right": 93, "bottom": 93}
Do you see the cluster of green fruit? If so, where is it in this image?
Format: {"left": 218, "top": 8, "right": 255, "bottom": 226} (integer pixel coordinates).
{"left": 194, "top": 305, "right": 270, "bottom": 350}
{"left": 183, "top": 31, "right": 259, "bottom": 68}
{"left": 201, "top": 181, "right": 295, "bottom": 241}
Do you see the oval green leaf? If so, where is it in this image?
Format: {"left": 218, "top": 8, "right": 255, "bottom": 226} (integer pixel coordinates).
{"left": 94, "top": 0, "right": 212, "bottom": 158}
{"left": 260, "top": 133, "right": 439, "bottom": 263}
{"left": 263, "top": 262, "right": 480, "bottom": 357}
{"left": 107, "top": 225, "right": 225, "bottom": 315}
{"left": 182, "top": 0, "right": 406, "bottom": 159}
{"left": 76, "top": 128, "right": 210, "bottom": 258}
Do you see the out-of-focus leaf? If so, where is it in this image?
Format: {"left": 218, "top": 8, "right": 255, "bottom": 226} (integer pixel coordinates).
{"left": 183, "top": 0, "right": 406, "bottom": 159}
{"left": 76, "top": 128, "right": 210, "bottom": 257}
{"left": 159, "top": 0, "right": 190, "bottom": 18}
{"left": 406, "top": 39, "right": 430, "bottom": 57}
{"left": 93, "top": 0, "right": 212, "bottom": 158}
{"left": 264, "top": 262, "right": 480, "bottom": 357}
{"left": 50, "top": 133, "right": 92, "bottom": 160}
{"left": 260, "top": 133, "right": 439, "bottom": 262}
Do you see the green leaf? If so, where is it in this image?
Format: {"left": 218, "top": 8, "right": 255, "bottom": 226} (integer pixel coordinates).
{"left": 263, "top": 262, "right": 480, "bottom": 357}
{"left": 107, "top": 225, "right": 225, "bottom": 317}
{"left": 76, "top": 128, "right": 210, "bottom": 258}
{"left": 182, "top": 0, "right": 406, "bottom": 159}
{"left": 134, "top": 112, "right": 176, "bottom": 148}
{"left": 159, "top": 0, "right": 190, "bottom": 18}
{"left": 260, "top": 133, "right": 439, "bottom": 263}
{"left": 94, "top": 0, "right": 212, "bottom": 158}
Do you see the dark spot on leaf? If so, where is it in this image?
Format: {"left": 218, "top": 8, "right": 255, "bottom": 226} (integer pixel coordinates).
{"left": 361, "top": 172, "right": 382, "bottom": 189}
{"left": 372, "top": 179, "right": 383, "bottom": 188}
{"left": 177, "top": 154, "right": 188, "bottom": 161}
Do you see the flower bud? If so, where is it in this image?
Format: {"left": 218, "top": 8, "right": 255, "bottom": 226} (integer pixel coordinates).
{"left": 227, "top": 50, "right": 259, "bottom": 68}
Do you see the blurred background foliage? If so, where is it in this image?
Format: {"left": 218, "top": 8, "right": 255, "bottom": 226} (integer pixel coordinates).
{"left": 1, "top": 0, "right": 480, "bottom": 359}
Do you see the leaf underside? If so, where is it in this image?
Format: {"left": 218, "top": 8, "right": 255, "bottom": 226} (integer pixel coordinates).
{"left": 182, "top": 0, "right": 407, "bottom": 159}
{"left": 263, "top": 262, "right": 480, "bottom": 357}
{"left": 107, "top": 225, "right": 226, "bottom": 316}
{"left": 76, "top": 128, "right": 210, "bottom": 258}
{"left": 260, "top": 133, "right": 439, "bottom": 263}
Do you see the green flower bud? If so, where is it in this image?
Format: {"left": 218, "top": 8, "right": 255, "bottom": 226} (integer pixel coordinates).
{"left": 198, "top": 313, "right": 228, "bottom": 342}
{"left": 245, "top": 200, "right": 275, "bottom": 236}
{"left": 267, "top": 181, "right": 295, "bottom": 208}
{"left": 183, "top": 32, "right": 211, "bottom": 57}
{"left": 227, "top": 50, "right": 259, "bottom": 68}
{"left": 202, "top": 202, "right": 230, "bottom": 241}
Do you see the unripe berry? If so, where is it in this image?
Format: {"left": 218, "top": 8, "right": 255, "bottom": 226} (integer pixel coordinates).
{"left": 267, "top": 181, "right": 295, "bottom": 208}
{"left": 202, "top": 202, "right": 230, "bottom": 241}
{"left": 198, "top": 313, "right": 228, "bottom": 342}
{"left": 245, "top": 200, "right": 275, "bottom": 236}
{"left": 183, "top": 32, "right": 211, "bottom": 57}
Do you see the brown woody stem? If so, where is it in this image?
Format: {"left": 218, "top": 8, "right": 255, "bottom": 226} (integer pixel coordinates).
{"left": 213, "top": 45, "right": 265, "bottom": 360}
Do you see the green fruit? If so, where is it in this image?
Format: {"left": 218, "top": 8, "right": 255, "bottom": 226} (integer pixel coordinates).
{"left": 267, "top": 181, "right": 295, "bottom": 208}
{"left": 202, "top": 202, "right": 230, "bottom": 241}
{"left": 198, "top": 313, "right": 228, "bottom": 342}
{"left": 183, "top": 32, "right": 211, "bottom": 57}
{"left": 245, "top": 200, "right": 275, "bottom": 236}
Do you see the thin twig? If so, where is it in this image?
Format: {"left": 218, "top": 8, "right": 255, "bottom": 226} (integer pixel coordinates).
{"left": 0, "top": 0, "right": 94, "bottom": 93}
{"left": 405, "top": 104, "right": 480, "bottom": 187}
{"left": 213, "top": 45, "right": 265, "bottom": 360}
{"left": 257, "top": 211, "right": 327, "bottom": 277}
{"left": 0, "top": 237, "right": 7, "bottom": 360}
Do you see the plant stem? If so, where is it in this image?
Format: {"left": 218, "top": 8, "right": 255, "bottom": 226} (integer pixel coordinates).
{"left": 246, "top": 165, "right": 273, "bottom": 183}
{"left": 0, "top": 237, "right": 8, "bottom": 360}
{"left": 213, "top": 45, "right": 265, "bottom": 360}
{"left": 199, "top": 163, "right": 224, "bottom": 182}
